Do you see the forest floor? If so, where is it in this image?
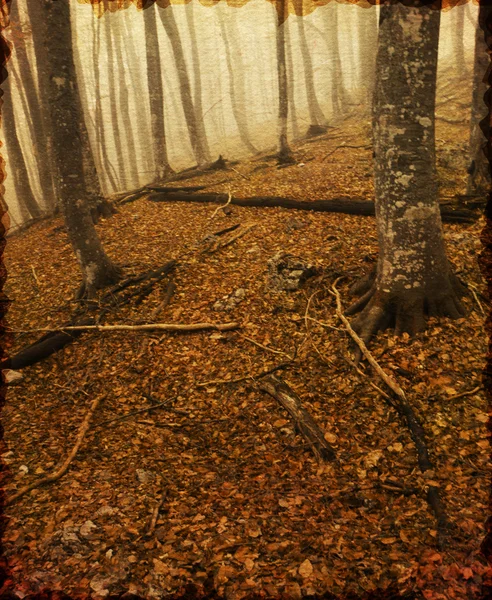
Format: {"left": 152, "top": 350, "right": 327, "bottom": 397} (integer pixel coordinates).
{"left": 1, "top": 112, "right": 490, "bottom": 600}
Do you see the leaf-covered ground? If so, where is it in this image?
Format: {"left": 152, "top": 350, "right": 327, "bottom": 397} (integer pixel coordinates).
{"left": 1, "top": 113, "right": 490, "bottom": 600}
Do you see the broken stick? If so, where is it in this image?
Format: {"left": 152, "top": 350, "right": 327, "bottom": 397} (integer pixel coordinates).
{"left": 12, "top": 322, "right": 240, "bottom": 334}
{"left": 259, "top": 374, "right": 336, "bottom": 462}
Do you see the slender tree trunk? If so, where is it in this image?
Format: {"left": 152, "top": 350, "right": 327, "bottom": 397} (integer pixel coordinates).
{"left": 143, "top": 3, "right": 174, "bottom": 180}
{"left": 92, "top": 14, "right": 118, "bottom": 192}
{"left": 158, "top": 4, "right": 210, "bottom": 165}
{"left": 284, "top": 18, "right": 300, "bottom": 141}
{"left": 296, "top": 9, "right": 327, "bottom": 135}
{"left": 40, "top": 0, "right": 121, "bottom": 296}
{"left": 122, "top": 8, "right": 154, "bottom": 177}
{"left": 9, "top": 0, "right": 56, "bottom": 211}
{"left": 2, "top": 77, "right": 42, "bottom": 221}
{"left": 185, "top": 1, "right": 211, "bottom": 161}
{"left": 112, "top": 17, "right": 140, "bottom": 187}
{"left": 452, "top": 5, "right": 466, "bottom": 80}
{"left": 24, "top": 0, "right": 61, "bottom": 204}
{"left": 103, "top": 11, "right": 125, "bottom": 186}
{"left": 275, "top": 1, "right": 294, "bottom": 164}
{"left": 357, "top": 5, "right": 378, "bottom": 106}
{"left": 466, "top": 5, "right": 490, "bottom": 196}
{"left": 217, "top": 6, "right": 258, "bottom": 154}
{"left": 323, "top": 2, "right": 346, "bottom": 117}
{"left": 348, "top": 2, "right": 464, "bottom": 345}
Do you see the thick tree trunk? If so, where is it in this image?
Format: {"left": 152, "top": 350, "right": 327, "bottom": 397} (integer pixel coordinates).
{"left": 142, "top": 4, "right": 174, "bottom": 180}
{"left": 275, "top": 2, "right": 294, "bottom": 164}
{"left": 217, "top": 6, "right": 258, "bottom": 154}
{"left": 40, "top": 0, "right": 121, "bottom": 296}
{"left": 296, "top": 8, "right": 327, "bottom": 134}
{"left": 9, "top": 0, "right": 56, "bottom": 211}
{"left": 158, "top": 5, "right": 210, "bottom": 166}
{"left": 466, "top": 6, "right": 490, "bottom": 197}
{"left": 357, "top": 5, "right": 378, "bottom": 106}
{"left": 1, "top": 77, "right": 42, "bottom": 220}
{"left": 348, "top": 2, "right": 465, "bottom": 344}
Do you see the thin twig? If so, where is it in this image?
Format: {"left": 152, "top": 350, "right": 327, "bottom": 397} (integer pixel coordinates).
{"left": 210, "top": 191, "right": 232, "bottom": 220}
{"left": 96, "top": 396, "right": 178, "bottom": 428}
{"left": 146, "top": 490, "right": 167, "bottom": 536}
{"left": 10, "top": 322, "right": 239, "bottom": 334}
{"left": 230, "top": 166, "right": 250, "bottom": 180}
{"left": 197, "top": 361, "right": 291, "bottom": 388}
{"left": 238, "top": 333, "right": 293, "bottom": 359}
{"left": 447, "top": 385, "right": 481, "bottom": 401}
{"left": 6, "top": 395, "right": 105, "bottom": 506}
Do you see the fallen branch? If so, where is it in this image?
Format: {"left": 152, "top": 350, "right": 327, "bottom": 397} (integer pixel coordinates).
{"left": 259, "top": 374, "right": 336, "bottom": 462}
{"left": 447, "top": 385, "right": 481, "bottom": 401}
{"left": 147, "top": 192, "right": 477, "bottom": 224}
{"left": 12, "top": 322, "right": 240, "bottom": 334}
{"left": 6, "top": 395, "right": 105, "bottom": 506}
{"left": 208, "top": 223, "right": 256, "bottom": 253}
{"left": 331, "top": 282, "right": 451, "bottom": 548}
{"left": 197, "top": 361, "right": 291, "bottom": 387}
{"left": 147, "top": 490, "right": 167, "bottom": 536}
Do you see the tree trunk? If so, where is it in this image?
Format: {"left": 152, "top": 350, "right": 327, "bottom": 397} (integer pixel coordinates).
{"left": 217, "top": 6, "right": 258, "bottom": 154}
{"left": 347, "top": 2, "right": 465, "bottom": 345}
{"left": 466, "top": 4, "right": 490, "bottom": 197}
{"left": 103, "top": 11, "right": 125, "bottom": 186}
{"left": 143, "top": 3, "right": 174, "bottom": 180}
{"left": 9, "top": 0, "right": 56, "bottom": 211}
{"left": 185, "top": 1, "right": 211, "bottom": 162}
{"left": 112, "top": 16, "right": 140, "bottom": 188}
{"left": 275, "top": 1, "right": 294, "bottom": 164}
{"left": 91, "top": 14, "right": 118, "bottom": 193}
{"left": 158, "top": 4, "right": 210, "bottom": 166}
{"left": 284, "top": 19, "right": 301, "bottom": 141}
{"left": 357, "top": 5, "right": 378, "bottom": 106}
{"left": 24, "top": 0, "right": 61, "bottom": 205}
{"left": 452, "top": 5, "right": 466, "bottom": 80}
{"left": 40, "top": 0, "right": 121, "bottom": 296}
{"left": 323, "top": 2, "right": 346, "bottom": 117}
{"left": 1, "top": 76, "right": 42, "bottom": 220}
{"left": 296, "top": 8, "right": 327, "bottom": 135}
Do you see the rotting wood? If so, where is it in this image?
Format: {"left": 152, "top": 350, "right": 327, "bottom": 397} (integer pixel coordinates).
{"left": 259, "top": 374, "right": 336, "bottom": 462}
{"left": 6, "top": 395, "right": 106, "bottom": 506}
{"left": 147, "top": 192, "right": 477, "bottom": 224}
{"left": 331, "top": 281, "right": 451, "bottom": 548}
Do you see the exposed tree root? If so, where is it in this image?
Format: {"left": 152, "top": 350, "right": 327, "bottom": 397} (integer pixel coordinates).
{"left": 332, "top": 282, "right": 451, "bottom": 548}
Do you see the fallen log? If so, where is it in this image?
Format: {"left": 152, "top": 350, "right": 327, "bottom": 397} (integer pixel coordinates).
{"left": 259, "top": 374, "right": 336, "bottom": 462}
{"left": 147, "top": 192, "right": 477, "bottom": 224}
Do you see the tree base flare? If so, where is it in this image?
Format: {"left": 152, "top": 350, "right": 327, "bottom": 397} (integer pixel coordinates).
{"left": 76, "top": 263, "right": 123, "bottom": 300}
{"left": 346, "top": 270, "right": 466, "bottom": 351}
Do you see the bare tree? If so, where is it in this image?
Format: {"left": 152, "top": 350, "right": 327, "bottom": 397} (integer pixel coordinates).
{"left": 322, "top": 2, "right": 346, "bottom": 117}
{"left": 294, "top": 1, "right": 327, "bottom": 136}
{"left": 356, "top": 5, "right": 378, "bottom": 106}
{"left": 275, "top": 0, "right": 294, "bottom": 164}
{"left": 158, "top": 4, "right": 210, "bottom": 166}
{"left": 143, "top": 2, "right": 174, "bottom": 180}
{"left": 217, "top": 5, "right": 258, "bottom": 154}
{"left": 348, "top": 2, "right": 464, "bottom": 345}
{"left": 451, "top": 5, "right": 466, "bottom": 80}
{"left": 2, "top": 76, "right": 42, "bottom": 221}
{"left": 39, "top": 0, "right": 121, "bottom": 296}
{"left": 466, "top": 3, "right": 490, "bottom": 197}
{"left": 284, "top": 18, "right": 300, "bottom": 141}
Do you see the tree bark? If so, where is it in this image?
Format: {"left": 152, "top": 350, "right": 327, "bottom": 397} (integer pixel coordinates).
{"left": 1, "top": 76, "right": 42, "bottom": 220}
{"left": 347, "top": 2, "right": 465, "bottom": 344}
{"left": 275, "top": 1, "right": 294, "bottom": 164}
{"left": 466, "top": 4, "right": 490, "bottom": 197}
{"left": 452, "top": 5, "right": 466, "bottom": 80}
{"left": 323, "top": 2, "right": 346, "bottom": 117}
{"left": 284, "top": 19, "right": 301, "bottom": 141}
{"left": 143, "top": 3, "right": 174, "bottom": 180}
{"left": 40, "top": 0, "right": 121, "bottom": 296}
{"left": 158, "top": 4, "right": 210, "bottom": 166}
